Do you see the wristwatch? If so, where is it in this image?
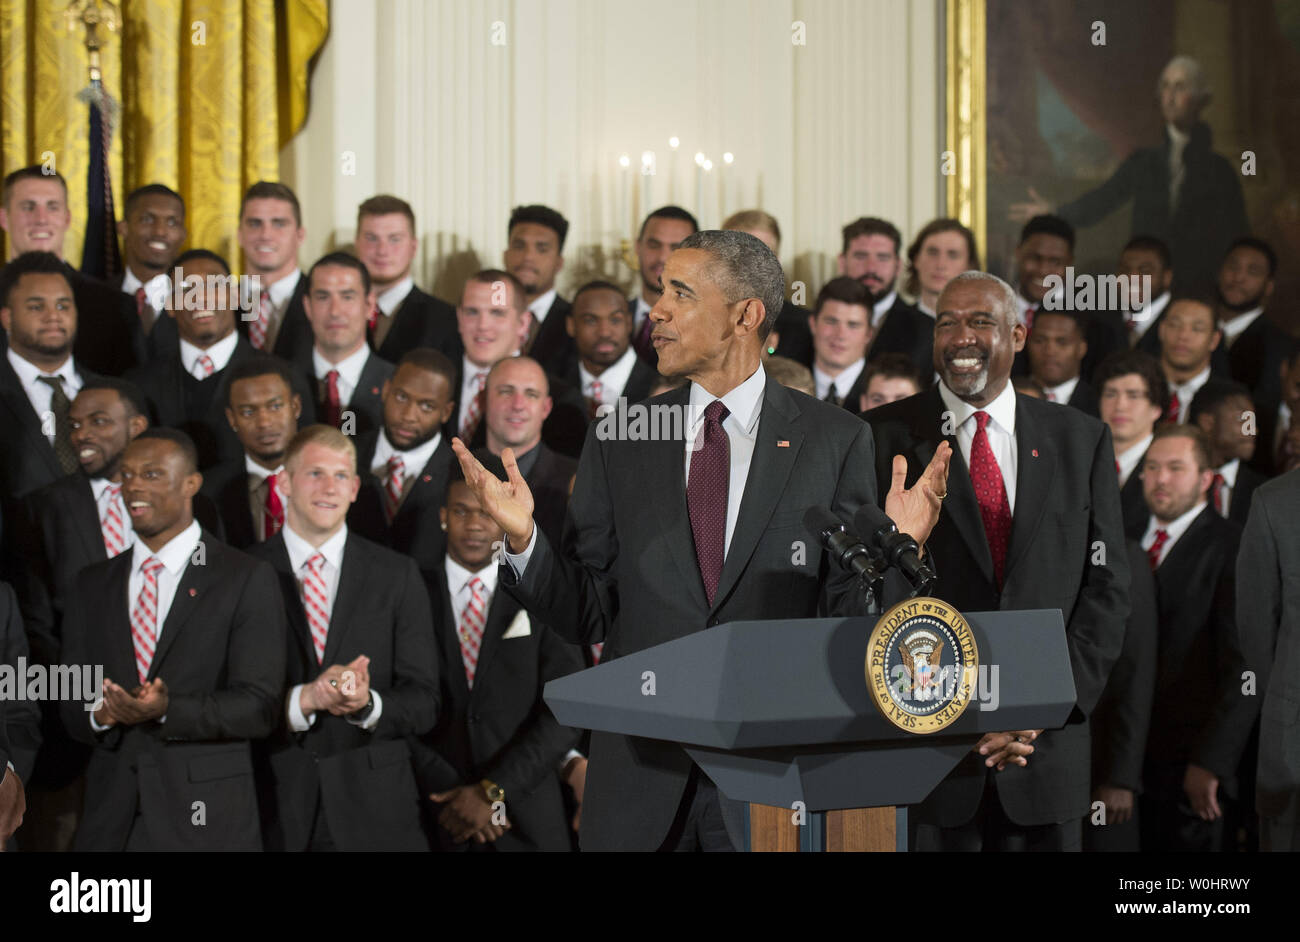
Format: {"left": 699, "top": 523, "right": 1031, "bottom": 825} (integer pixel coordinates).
{"left": 480, "top": 778, "right": 505, "bottom": 803}
{"left": 346, "top": 692, "right": 375, "bottom": 724}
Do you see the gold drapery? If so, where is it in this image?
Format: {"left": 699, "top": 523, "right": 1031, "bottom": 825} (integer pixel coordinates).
{"left": 0, "top": 0, "right": 327, "bottom": 265}
{"left": 945, "top": 0, "right": 986, "bottom": 261}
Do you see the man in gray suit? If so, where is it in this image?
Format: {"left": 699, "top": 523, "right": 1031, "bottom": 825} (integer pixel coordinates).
{"left": 1237, "top": 468, "right": 1300, "bottom": 851}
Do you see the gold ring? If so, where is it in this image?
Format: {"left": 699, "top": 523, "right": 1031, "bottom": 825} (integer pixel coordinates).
{"left": 935, "top": 491, "right": 947, "bottom": 500}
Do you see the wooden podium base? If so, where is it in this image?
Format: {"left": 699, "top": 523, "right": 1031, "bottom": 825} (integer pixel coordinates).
{"left": 748, "top": 803, "right": 901, "bottom": 851}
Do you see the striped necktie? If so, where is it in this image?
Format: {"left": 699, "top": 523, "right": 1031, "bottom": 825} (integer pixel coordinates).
{"left": 130, "top": 556, "right": 166, "bottom": 683}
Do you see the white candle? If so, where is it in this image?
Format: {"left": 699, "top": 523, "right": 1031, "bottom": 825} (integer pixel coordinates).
{"left": 641, "top": 150, "right": 655, "bottom": 227}
{"left": 721, "top": 152, "right": 734, "bottom": 220}
{"left": 668, "top": 137, "right": 680, "bottom": 203}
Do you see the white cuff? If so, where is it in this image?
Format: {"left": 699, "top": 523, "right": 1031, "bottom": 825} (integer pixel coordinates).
{"left": 345, "top": 690, "right": 383, "bottom": 730}
{"left": 503, "top": 523, "right": 539, "bottom": 578}
{"left": 287, "top": 684, "right": 317, "bottom": 732}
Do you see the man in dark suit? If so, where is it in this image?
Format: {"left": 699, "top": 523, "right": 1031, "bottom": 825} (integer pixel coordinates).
{"left": 1118, "top": 235, "right": 1174, "bottom": 350}
{"left": 1095, "top": 351, "right": 1169, "bottom": 539}
{"left": 1139, "top": 425, "right": 1255, "bottom": 851}
{"left": 1190, "top": 379, "right": 1267, "bottom": 525}
{"left": 1261, "top": 346, "right": 1300, "bottom": 477}
{"left": 455, "top": 230, "right": 950, "bottom": 851}
{"left": 1217, "top": 237, "right": 1293, "bottom": 421}
{"left": 1084, "top": 540, "right": 1156, "bottom": 852}
{"left": 1, "top": 580, "right": 38, "bottom": 846}
{"left": 866, "top": 270, "right": 1130, "bottom": 852}
{"left": 1237, "top": 467, "right": 1300, "bottom": 850}
{"left": 1026, "top": 309, "right": 1098, "bottom": 415}
{"left": 237, "top": 181, "right": 312, "bottom": 362}
{"left": 506, "top": 204, "right": 576, "bottom": 377}
{"left": 840, "top": 216, "right": 933, "bottom": 376}
{"left": 412, "top": 454, "right": 582, "bottom": 851}
{"left": 349, "top": 348, "right": 456, "bottom": 569}
{"left": 115, "top": 184, "right": 187, "bottom": 365}
{"left": 295, "top": 252, "right": 394, "bottom": 438}
{"left": 0, "top": 166, "right": 138, "bottom": 377}
{"left": 59, "top": 428, "right": 286, "bottom": 850}
{"left": 564, "top": 280, "right": 658, "bottom": 414}
{"left": 251, "top": 424, "right": 438, "bottom": 851}
{"left": 808, "top": 276, "right": 875, "bottom": 409}
{"left": 200, "top": 356, "right": 303, "bottom": 549}
{"left": 628, "top": 207, "right": 699, "bottom": 369}
{"left": 355, "top": 195, "right": 458, "bottom": 363}
{"left": 1159, "top": 295, "right": 1224, "bottom": 424}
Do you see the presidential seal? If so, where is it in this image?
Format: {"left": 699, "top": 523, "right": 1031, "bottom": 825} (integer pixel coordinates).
{"left": 865, "top": 597, "right": 978, "bottom": 734}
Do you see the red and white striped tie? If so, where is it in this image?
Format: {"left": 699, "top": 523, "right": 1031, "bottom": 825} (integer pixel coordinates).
{"left": 458, "top": 576, "right": 487, "bottom": 688}
{"left": 249, "top": 289, "right": 272, "bottom": 350}
{"left": 300, "top": 554, "right": 330, "bottom": 664}
{"left": 383, "top": 455, "right": 405, "bottom": 521}
{"left": 195, "top": 353, "right": 215, "bottom": 378}
{"left": 460, "top": 372, "right": 487, "bottom": 440}
{"left": 101, "top": 483, "right": 127, "bottom": 557}
{"left": 590, "top": 642, "right": 604, "bottom": 664}
{"left": 130, "top": 556, "right": 166, "bottom": 683}
{"left": 588, "top": 380, "right": 604, "bottom": 419}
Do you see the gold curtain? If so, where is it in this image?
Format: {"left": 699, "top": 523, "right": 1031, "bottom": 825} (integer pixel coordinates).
{"left": 0, "top": 0, "right": 327, "bottom": 266}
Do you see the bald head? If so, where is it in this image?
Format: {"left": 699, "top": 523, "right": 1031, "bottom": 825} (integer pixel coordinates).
{"left": 484, "top": 356, "right": 552, "bottom": 455}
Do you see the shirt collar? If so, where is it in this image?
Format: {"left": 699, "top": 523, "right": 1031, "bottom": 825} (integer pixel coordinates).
{"left": 179, "top": 330, "right": 239, "bottom": 375}
{"left": 89, "top": 476, "right": 121, "bottom": 502}
{"left": 1217, "top": 457, "right": 1239, "bottom": 488}
{"left": 1171, "top": 365, "right": 1212, "bottom": 397}
{"left": 937, "top": 377, "right": 1018, "bottom": 437}
{"left": 131, "top": 518, "right": 201, "bottom": 577}
{"left": 313, "top": 343, "right": 371, "bottom": 385}
{"left": 374, "top": 429, "right": 441, "bottom": 475}
{"left": 1220, "top": 307, "right": 1263, "bottom": 344}
{"left": 445, "top": 553, "right": 498, "bottom": 597}
{"left": 687, "top": 364, "right": 766, "bottom": 439}
{"left": 1117, "top": 432, "right": 1154, "bottom": 484}
{"left": 6, "top": 347, "right": 78, "bottom": 391}
{"left": 872, "top": 290, "right": 897, "bottom": 327}
{"left": 579, "top": 346, "right": 637, "bottom": 398}
{"left": 282, "top": 521, "right": 348, "bottom": 573}
{"left": 122, "top": 268, "right": 171, "bottom": 309}
{"left": 916, "top": 299, "right": 935, "bottom": 318}
{"left": 244, "top": 454, "right": 282, "bottom": 482}
{"left": 527, "top": 288, "right": 558, "bottom": 324}
{"left": 267, "top": 269, "right": 302, "bottom": 308}
{"left": 813, "top": 358, "right": 866, "bottom": 399}
{"left": 1042, "top": 375, "right": 1080, "bottom": 404}
{"left": 377, "top": 276, "right": 414, "bottom": 316}
{"left": 1146, "top": 499, "right": 1206, "bottom": 547}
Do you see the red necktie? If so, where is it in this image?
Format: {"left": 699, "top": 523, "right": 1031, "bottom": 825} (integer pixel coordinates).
{"left": 1114, "top": 458, "right": 1121, "bottom": 476}
{"left": 587, "top": 380, "right": 604, "bottom": 419}
{"left": 383, "top": 455, "right": 405, "bottom": 521}
{"left": 459, "top": 576, "right": 488, "bottom": 688}
{"left": 687, "top": 401, "right": 730, "bottom": 605}
{"left": 101, "top": 483, "right": 126, "bottom": 557}
{"left": 301, "top": 554, "right": 330, "bottom": 663}
{"left": 590, "top": 642, "right": 604, "bottom": 664}
{"left": 131, "top": 556, "right": 166, "bottom": 683}
{"left": 969, "top": 411, "right": 1011, "bottom": 588}
{"left": 263, "top": 475, "right": 284, "bottom": 540}
{"left": 134, "top": 286, "right": 153, "bottom": 334}
{"left": 1211, "top": 472, "right": 1226, "bottom": 515}
{"left": 368, "top": 304, "right": 380, "bottom": 332}
{"left": 1044, "top": 389, "right": 1057, "bottom": 403}
{"left": 460, "top": 372, "right": 486, "bottom": 440}
{"left": 323, "top": 370, "right": 342, "bottom": 427}
{"left": 1147, "top": 528, "right": 1169, "bottom": 571}
{"left": 1166, "top": 389, "right": 1181, "bottom": 423}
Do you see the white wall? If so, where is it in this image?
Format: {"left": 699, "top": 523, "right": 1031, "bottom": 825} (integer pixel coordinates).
{"left": 280, "top": 0, "right": 943, "bottom": 301}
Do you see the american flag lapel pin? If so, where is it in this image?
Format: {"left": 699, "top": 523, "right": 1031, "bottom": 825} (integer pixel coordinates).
{"left": 777, "top": 439, "right": 790, "bottom": 448}
{"left": 1031, "top": 448, "right": 1039, "bottom": 458}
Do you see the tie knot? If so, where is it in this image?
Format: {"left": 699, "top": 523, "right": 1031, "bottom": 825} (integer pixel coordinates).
{"left": 704, "top": 400, "right": 729, "bottom": 426}
{"left": 473, "top": 371, "right": 487, "bottom": 391}
{"left": 326, "top": 369, "right": 339, "bottom": 384}
{"left": 261, "top": 289, "right": 270, "bottom": 304}
{"left": 974, "top": 410, "right": 991, "bottom": 431}
{"left": 141, "top": 556, "right": 165, "bottom": 577}
{"left": 305, "top": 553, "right": 325, "bottom": 574}
{"left": 1213, "top": 472, "right": 1225, "bottom": 487}
{"left": 105, "top": 482, "right": 121, "bottom": 498}
{"left": 467, "top": 575, "right": 484, "bottom": 593}
{"left": 135, "top": 286, "right": 147, "bottom": 302}
{"left": 387, "top": 455, "right": 405, "bottom": 474}
{"left": 37, "top": 374, "right": 66, "bottom": 391}
{"left": 1154, "top": 528, "right": 1168, "bottom": 543}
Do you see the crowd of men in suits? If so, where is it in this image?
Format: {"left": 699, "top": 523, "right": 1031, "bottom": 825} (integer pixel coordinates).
{"left": 0, "top": 158, "right": 1297, "bottom": 852}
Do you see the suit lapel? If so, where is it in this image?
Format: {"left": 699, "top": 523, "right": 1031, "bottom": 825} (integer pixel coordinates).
{"left": 266, "top": 534, "right": 316, "bottom": 665}
{"left": 1004, "top": 399, "right": 1057, "bottom": 581}
{"left": 915, "top": 388, "right": 994, "bottom": 584}
{"left": 711, "top": 379, "right": 802, "bottom": 613}
{"left": 649, "top": 386, "right": 709, "bottom": 612}
{"left": 321, "top": 533, "right": 367, "bottom": 666}
{"left": 147, "top": 528, "right": 212, "bottom": 679}
{"left": 435, "top": 570, "right": 471, "bottom": 704}
{"left": 473, "top": 588, "right": 515, "bottom": 693}
{"left": 109, "top": 554, "right": 140, "bottom": 683}
{"left": 72, "top": 477, "right": 108, "bottom": 561}
{"left": 0, "top": 362, "right": 64, "bottom": 480}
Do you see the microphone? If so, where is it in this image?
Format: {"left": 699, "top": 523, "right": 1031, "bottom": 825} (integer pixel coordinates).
{"left": 802, "top": 506, "right": 879, "bottom": 580}
{"left": 852, "top": 503, "right": 936, "bottom": 590}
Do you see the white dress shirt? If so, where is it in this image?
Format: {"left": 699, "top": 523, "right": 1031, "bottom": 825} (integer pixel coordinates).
{"left": 1132, "top": 291, "right": 1170, "bottom": 341}
{"left": 376, "top": 276, "right": 414, "bottom": 317}
{"left": 871, "top": 290, "right": 897, "bottom": 329}
{"left": 579, "top": 346, "right": 637, "bottom": 408}
{"left": 282, "top": 522, "right": 383, "bottom": 732}
{"left": 90, "top": 476, "right": 134, "bottom": 554}
{"left": 446, "top": 554, "right": 500, "bottom": 634}
{"left": 1116, "top": 432, "right": 1154, "bottom": 488}
{"left": 528, "top": 288, "right": 558, "bottom": 326}
{"left": 1219, "top": 307, "right": 1263, "bottom": 349}
{"left": 121, "top": 267, "right": 171, "bottom": 323}
{"left": 1142, "top": 499, "right": 1206, "bottom": 568}
{"left": 7, "top": 348, "right": 83, "bottom": 444}
{"left": 632, "top": 295, "right": 653, "bottom": 331}
{"left": 1041, "top": 375, "right": 1080, "bottom": 405}
{"left": 917, "top": 299, "right": 935, "bottom": 319}
{"left": 312, "top": 344, "right": 371, "bottom": 407}
{"left": 1213, "top": 458, "right": 1240, "bottom": 515}
{"left": 938, "top": 379, "right": 1019, "bottom": 515}
{"left": 813, "top": 358, "right": 866, "bottom": 403}
{"left": 179, "top": 331, "right": 239, "bottom": 379}
{"left": 372, "top": 429, "right": 442, "bottom": 494}
{"left": 1168, "top": 366, "right": 1211, "bottom": 424}
{"left": 506, "top": 364, "right": 768, "bottom": 573}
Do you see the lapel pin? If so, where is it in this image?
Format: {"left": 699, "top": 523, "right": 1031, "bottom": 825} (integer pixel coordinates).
{"left": 777, "top": 439, "right": 789, "bottom": 448}
{"left": 370, "top": 387, "right": 379, "bottom": 395}
{"left": 188, "top": 588, "right": 197, "bottom": 597}
{"left": 422, "top": 474, "right": 432, "bottom": 483}
{"left": 1031, "top": 449, "right": 1039, "bottom": 458}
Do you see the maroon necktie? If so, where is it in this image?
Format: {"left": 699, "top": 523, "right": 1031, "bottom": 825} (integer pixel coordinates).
{"left": 632, "top": 314, "right": 655, "bottom": 362}
{"left": 1147, "top": 529, "right": 1169, "bottom": 571}
{"left": 1166, "top": 389, "right": 1181, "bottom": 423}
{"left": 323, "top": 370, "right": 342, "bottom": 427}
{"left": 1211, "top": 472, "right": 1226, "bottom": 515}
{"left": 686, "top": 400, "right": 730, "bottom": 605}
{"left": 969, "top": 411, "right": 1011, "bottom": 588}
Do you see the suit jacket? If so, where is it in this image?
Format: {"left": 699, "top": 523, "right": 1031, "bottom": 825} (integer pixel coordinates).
{"left": 70, "top": 268, "right": 139, "bottom": 377}
{"left": 113, "top": 271, "right": 179, "bottom": 366}
{"left": 197, "top": 461, "right": 267, "bottom": 551}
{"left": 527, "top": 294, "right": 577, "bottom": 378}
{"left": 1229, "top": 462, "right": 1266, "bottom": 527}
{"left": 412, "top": 568, "right": 583, "bottom": 851}
{"left": 233, "top": 271, "right": 315, "bottom": 363}
{"left": 373, "top": 285, "right": 459, "bottom": 364}
{"left": 867, "top": 296, "right": 934, "bottom": 378}
{"left": 1066, "top": 378, "right": 1099, "bottom": 417}
{"left": 348, "top": 431, "right": 455, "bottom": 569}
{"left": 1236, "top": 469, "right": 1300, "bottom": 820}
{"left": 772, "top": 299, "right": 814, "bottom": 368}
{"left": 866, "top": 385, "right": 1130, "bottom": 827}
{"left": 563, "top": 356, "right": 659, "bottom": 409}
{"left": 250, "top": 531, "right": 439, "bottom": 852}
{"left": 0, "top": 582, "right": 41, "bottom": 782}
{"left": 502, "top": 376, "right": 881, "bottom": 850}
{"left": 293, "top": 348, "right": 394, "bottom": 439}
{"left": 525, "top": 443, "right": 576, "bottom": 550}
{"left": 1228, "top": 312, "right": 1292, "bottom": 419}
{"left": 1145, "top": 507, "right": 1254, "bottom": 796}
{"left": 1120, "top": 468, "right": 1149, "bottom": 540}
{"left": 1090, "top": 541, "right": 1157, "bottom": 793}
{"left": 59, "top": 531, "right": 286, "bottom": 851}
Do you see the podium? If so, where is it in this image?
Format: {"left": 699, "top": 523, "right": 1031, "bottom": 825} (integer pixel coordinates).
{"left": 544, "top": 608, "right": 1076, "bottom": 851}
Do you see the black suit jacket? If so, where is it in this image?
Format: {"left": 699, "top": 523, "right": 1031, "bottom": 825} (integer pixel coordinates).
{"left": 1090, "top": 541, "right": 1157, "bottom": 794}
{"left": 868, "top": 296, "right": 934, "bottom": 377}
{"left": 412, "top": 568, "right": 583, "bottom": 851}
{"left": 373, "top": 285, "right": 459, "bottom": 364}
{"left": 237, "top": 272, "right": 315, "bottom": 364}
{"left": 866, "top": 385, "right": 1130, "bottom": 827}
{"left": 59, "top": 530, "right": 286, "bottom": 850}
{"left": 70, "top": 268, "right": 139, "bottom": 377}
{"left": 197, "top": 462, "right": 265, "bottom": 551}
{"left": 250, "top": 531, "right": 439, "bottom": 852}
{"left": 773, "top": 299, "right": 814, "bottom": 368}
{"left": 348, "top": 431, "right": 455, "bottom": 569}
{"left": 1066, "top": 378, "right": 1099, "bottom": 417}
{"left": 0, "top": 582, "right": 41, "bottom": 783}
{"left": 525, "top": 443, "right": 576, "bottom": 550}
{"left": 1120, "top": 467, "right": 1149, "bottom": 540}
{"left": 527, "top": 294, "right": 577, "bottom": 378}
{"left": 1145, "top": 508, "right": 1254, "bottom": 797}
{"left": 1229, "top": 462, "right": 1266, "bottom": 527}
{"left": 113, "top": 271, "right": 178, "bottom": 366}
{"left": 502, "top": 376, "right": 881, "bottom": 850}
{"left": 293, "top": 348, "right": 394, "bottom": 439}
{"left": 1228, "top": 312, "right": 1292, "bottom": 416}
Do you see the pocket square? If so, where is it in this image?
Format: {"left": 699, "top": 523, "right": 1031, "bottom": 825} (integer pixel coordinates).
{"left": 502, "top": 610, "right": 531, "bottom": 639}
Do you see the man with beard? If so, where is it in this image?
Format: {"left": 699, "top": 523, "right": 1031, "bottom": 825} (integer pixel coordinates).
{"left": 839, "top": 216, "right": 932, "bottom": 374}
{"left": 115, "top": 184, "right": 187, "bottom": 363}
{"left": 867, "top": 270, "right": 1129, "bottom": 851}
{"left": 1025, "top": 310, "right": 1097, "bottom": 415}
{"left": 563, "top": 281, "right": 658, "bottom": 416}
{"left": 348, "top": 348, "right": 457, "bottom": 569}
{"left": 1215, "top": 238, "right": 1293, "bottom": 418}
{"left": 506, "top": 205, "right": 576, "bottom": 377}
{"left": 628, "top": 207, "right": 698, "bottom": 367}
{"left": 1158, "top": 295, "right": 1222, "bottom": 424}
{"left": 201, "top": 356, "right": 305, "bottom": 549}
